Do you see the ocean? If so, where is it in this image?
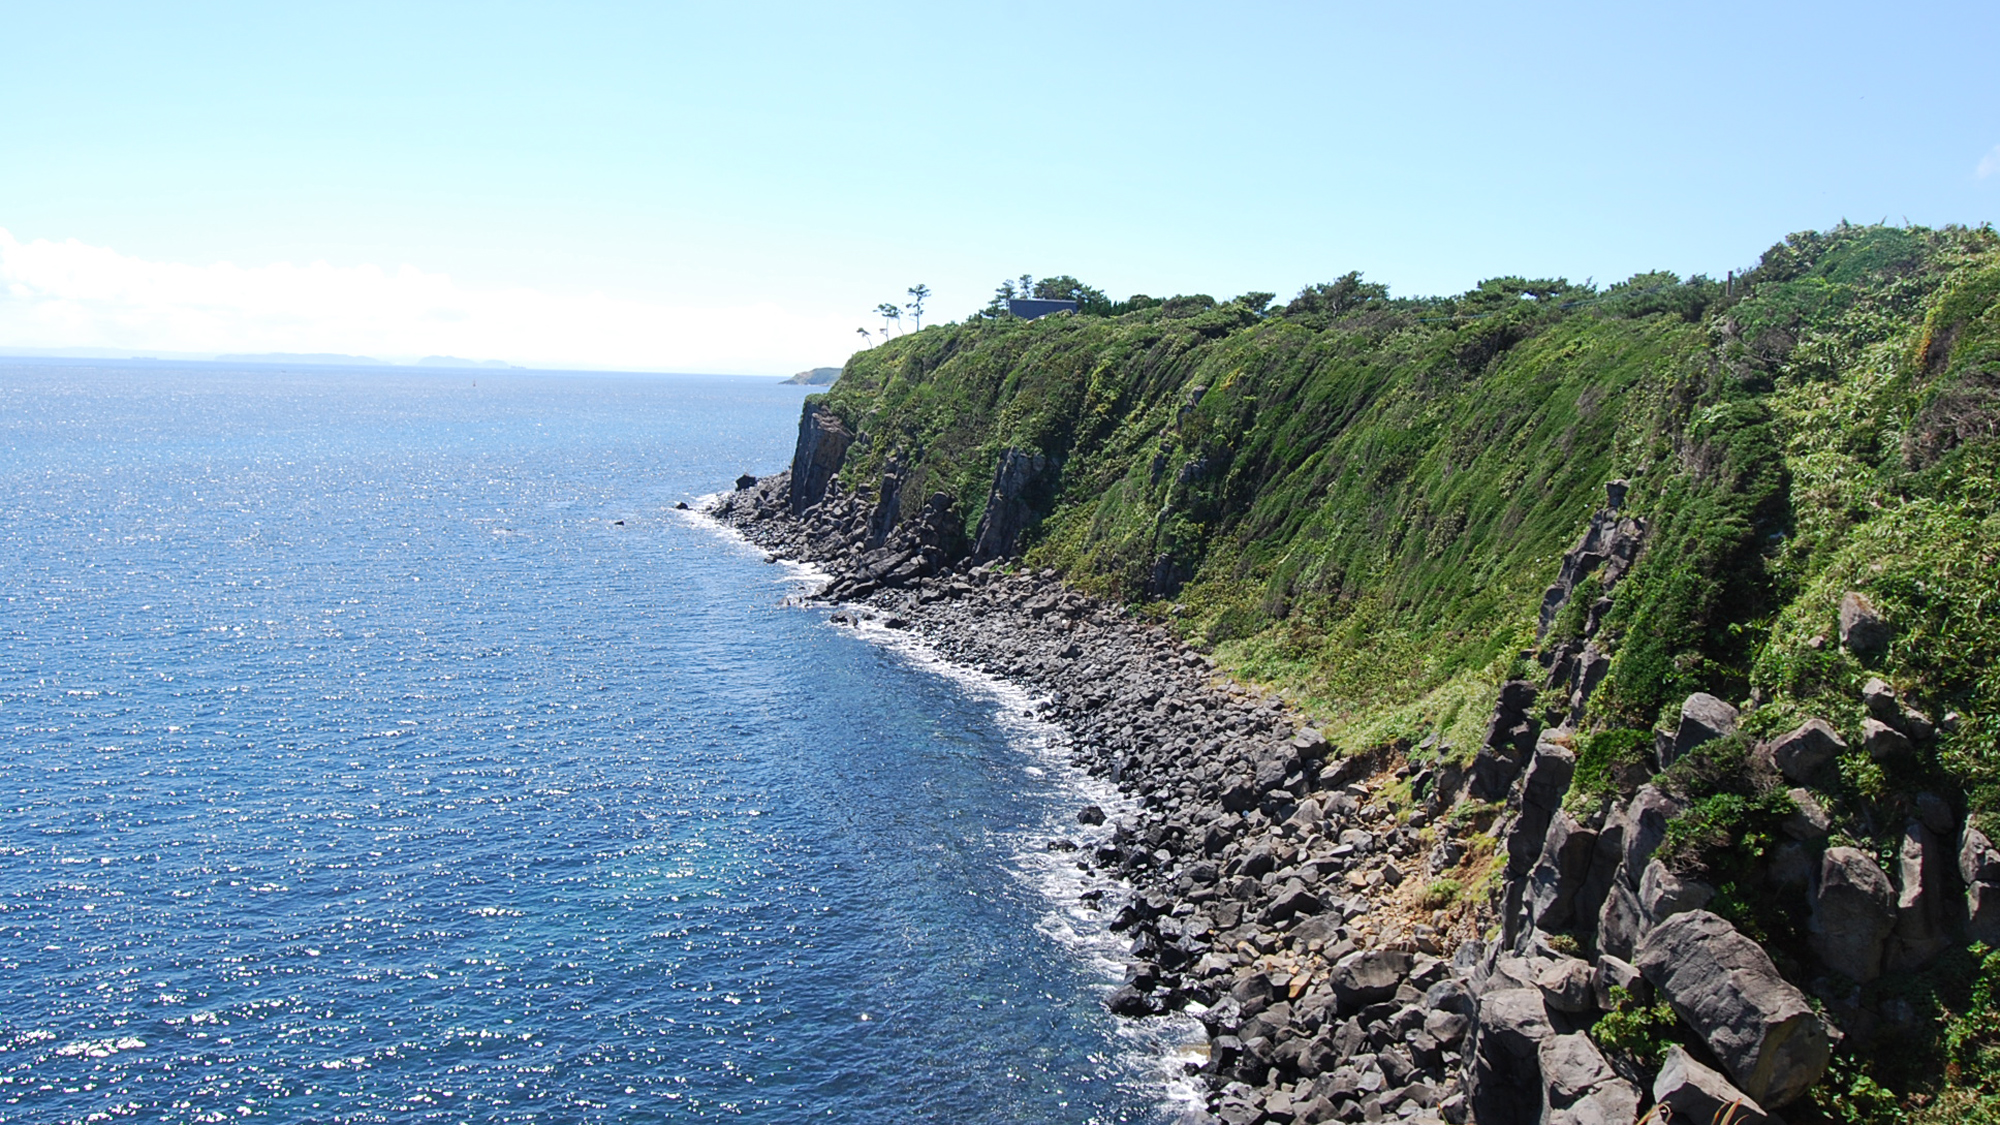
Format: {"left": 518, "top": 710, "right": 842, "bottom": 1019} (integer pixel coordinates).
{"left": 0, "top": 363, "right": 1188, "bottom": 1123}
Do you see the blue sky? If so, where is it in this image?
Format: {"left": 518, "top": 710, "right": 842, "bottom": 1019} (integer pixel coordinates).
{"left": 2, "top": 0, "right": 1996, "bottom": 372}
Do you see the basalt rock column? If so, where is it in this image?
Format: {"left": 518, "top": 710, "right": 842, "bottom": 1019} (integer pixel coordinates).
{"left": 789, "top": 402, "right": 854, "bottom": 514}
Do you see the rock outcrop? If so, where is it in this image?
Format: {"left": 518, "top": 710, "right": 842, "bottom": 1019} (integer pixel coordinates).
{"left": 1839, "top": 591, "right": 1892, "bottom": 657}
{"left": 1808, "top": 846, "right": 1896, "bottom": 983}
{"left": 1652, "top": 1046, "right": 1776, "bottom": 1125}
{"left": 1663, "top": 692, "right": 1738, "bottom": 768}
{"left": 971, "top": 449, "right": 1051, "bottom": 562}
{"left": 788, "top": 401, "right": 854, "bottom": 513}
{"left": 1760, "top": 717, "right": 1843, "bottom": 782}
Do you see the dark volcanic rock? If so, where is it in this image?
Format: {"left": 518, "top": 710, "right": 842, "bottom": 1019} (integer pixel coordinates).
{"left": 1636, "top": 910, "right": 1833, "bottom": 1108}
{"left": 1665, "top": 692, "right": 1738, "bottom": 768}
{"left": 1537, "top": 1033, "right": 1640, "bottom": 1125}
{"left": 1761, "top": 717, "right": 1844, "bottom": 782}
{"left": 1809, "top": 846, "right": 1896, "bottom": 982}
{"left": 971, "top": 448, "right": 1051, "bottom": 561}
{"left": 787, "top": 401, "right": 853, "bottom": 514}
{"left": 1468, "top": 989, "right": 1553, "bottom": 1125}
{"left": 1653, "top": 1046, "right": 1777, "bottom": 1125}
{"left": 1840, "top": 590, "right": 1892, "bottom": 657}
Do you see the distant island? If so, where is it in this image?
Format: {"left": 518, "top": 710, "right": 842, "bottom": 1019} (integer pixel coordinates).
{"left": 217, "top": 352, "right": 387, "bottom": 366}
{"left": 418, "top": 356, "right": 521, "bottom": 369}
{"left": 781, "top": 366, "right": 841, "bottom": 385}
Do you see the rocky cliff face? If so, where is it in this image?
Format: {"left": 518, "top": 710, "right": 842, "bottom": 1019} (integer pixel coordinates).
{"left": 972, "top": 448, "right": 1050, "bottom": 562}
{"left": 787, "top": 401, "right": 853, "bottom": 514}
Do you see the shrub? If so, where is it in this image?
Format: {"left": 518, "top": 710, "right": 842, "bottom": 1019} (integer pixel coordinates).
{"left": 1654, "top": 790, "right": 1797, "bottom": 878}
{"left": 1591, "top": 986, "right": 1681, "bottom": 1067}
{"left": 1418, "top": 879, "right": 1462, "bottom": 910}
{"left": 1569, "top": 727, "right": 1652, "bottom": 807}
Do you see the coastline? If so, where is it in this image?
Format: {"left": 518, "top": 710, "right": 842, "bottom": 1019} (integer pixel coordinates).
{"left": 680, "top": 494, "right": 1213, "bottom": 1118}
{"left": 703, "top": 473, "right": 1475, "bottom": 1125}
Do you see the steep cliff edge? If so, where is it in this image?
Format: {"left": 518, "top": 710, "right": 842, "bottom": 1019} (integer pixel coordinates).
{"left": 719, "top": 224, "right": 2000, "bottom": 1123}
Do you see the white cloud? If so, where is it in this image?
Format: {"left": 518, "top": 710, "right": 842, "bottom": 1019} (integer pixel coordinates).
{"left": 1980, "top": 144, "right": 2000, "bottom": 180}
{"left": 0, "top": 228, "right": 854, "bottom": 373}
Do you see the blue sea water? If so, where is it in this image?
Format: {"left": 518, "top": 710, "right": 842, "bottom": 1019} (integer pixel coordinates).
{"left": 0, "top": 363, "right": 1188, "bottom": 1124}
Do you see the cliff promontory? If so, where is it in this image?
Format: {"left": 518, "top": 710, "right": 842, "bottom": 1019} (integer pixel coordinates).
{"left": 717, "top": 224, "right": 2000, "bottom": 1124}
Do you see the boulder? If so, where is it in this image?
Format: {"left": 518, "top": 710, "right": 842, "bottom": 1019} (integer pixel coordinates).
{"left": 1477, "top": 953, "right": 1543, "bottom": 995}
{"left": 1863, "top": 718, "right": 1912, "bottom": 760}
{"left": 1861, "top": 676, "right": 1899, "bottom": 720}
{"left": 1809, "top": 846, "right": 1895, "bottom": 982}
{"left": 1424, "top": 977, "right": 1477, "bottom": 1017}
{"left": 1762, "top": 718, "right": 1845, "bottom": 783}
{"left": 1652, "top": 1045, "right": 1778, "bottom": 1125}
{"left": 1890, "top": 821, "right": 1949, "bottom": 972}
{"left": 1591, "top": 954, "right": 1648, "bottom": 1010}
{"left": 1618, "top": 787, "right": 1684, "bottom": 883}
{"left": 1468, "top": 989, "right": 1554, "bottom": 1125}
{"left": 1467, "top": 748, "right": 1522, "bottom": 801}
{"left": 1538, "top": 1033, "right": 1641, "bottom": 1125}
{"left": 1535, "top": 957, "right": 1598, "bottom": 1014}
{"left": 1425, "top": 1007, "right": 1471, "bottom": 1047}
{"left": 1899, "top": 707, "right": 1937, "bottom": 744}
{"left": 1261, "top": 880, "right": 1322, "bottom": 925}
{"left": 1596, "top": 878, "right": 1648, "bottom": 960}
{"left": 1640, "top": 857, "right": 1715, "bottom": 923}
{"left": 1104, "top": 983, "right": 1157, "bottom": 1016}
{"left": 1526, "top": 812, "right": 1598, "bottom": 931}
{"left": 1329, "top": 949, "right": 1411, "bottom": 1011}
{"left": 1960, "top": 826, "right": 2000, "bottom": 944}
{"left": 1636, "top": 910, "right": 1833, "bottom": 1108}
{"left": 1781, "top": 788, "right": 1831, "bottom": 841}
{"left": 1839, "top": 591, "right": 1892, "bottom": 657}
{"left": 1666, "top": 693, "right": 1740, "bottom": 767}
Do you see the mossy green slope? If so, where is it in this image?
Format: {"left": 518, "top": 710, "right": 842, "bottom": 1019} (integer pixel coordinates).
{"left": 820, "top": 224, "right": 1999, "bottom": 817}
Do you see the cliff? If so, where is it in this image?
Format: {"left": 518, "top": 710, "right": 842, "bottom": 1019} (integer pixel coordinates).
{"left": 781, "top": 365, "right": 842, "bottom": 385}
{"left": 722, "top": 223, "right": 2000, "bottom": 1123}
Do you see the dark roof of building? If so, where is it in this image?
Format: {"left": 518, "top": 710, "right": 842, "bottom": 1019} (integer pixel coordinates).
{"left": 1006, "top": 298, "right": 1079, "bottom": 321}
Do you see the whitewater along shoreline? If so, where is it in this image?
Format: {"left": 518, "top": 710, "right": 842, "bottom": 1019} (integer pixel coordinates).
{"left": 705, "top": 469, "right": 1482, "bottom": 1125}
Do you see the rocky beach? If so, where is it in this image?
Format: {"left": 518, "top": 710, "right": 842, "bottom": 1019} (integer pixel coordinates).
{"left": 709, "top": 464, "right": 1488, "bottom": 1124}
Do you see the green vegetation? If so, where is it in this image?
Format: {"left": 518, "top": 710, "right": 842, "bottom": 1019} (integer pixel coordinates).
{"left": 1590, "top": 985, "right": 1682, "bottom": 1067}
{"left": 1417, "top": 878, "right": 1461, "bottom": 910}
{"left": 1568, "top": 727, "right": 1653, "bottom": 809}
